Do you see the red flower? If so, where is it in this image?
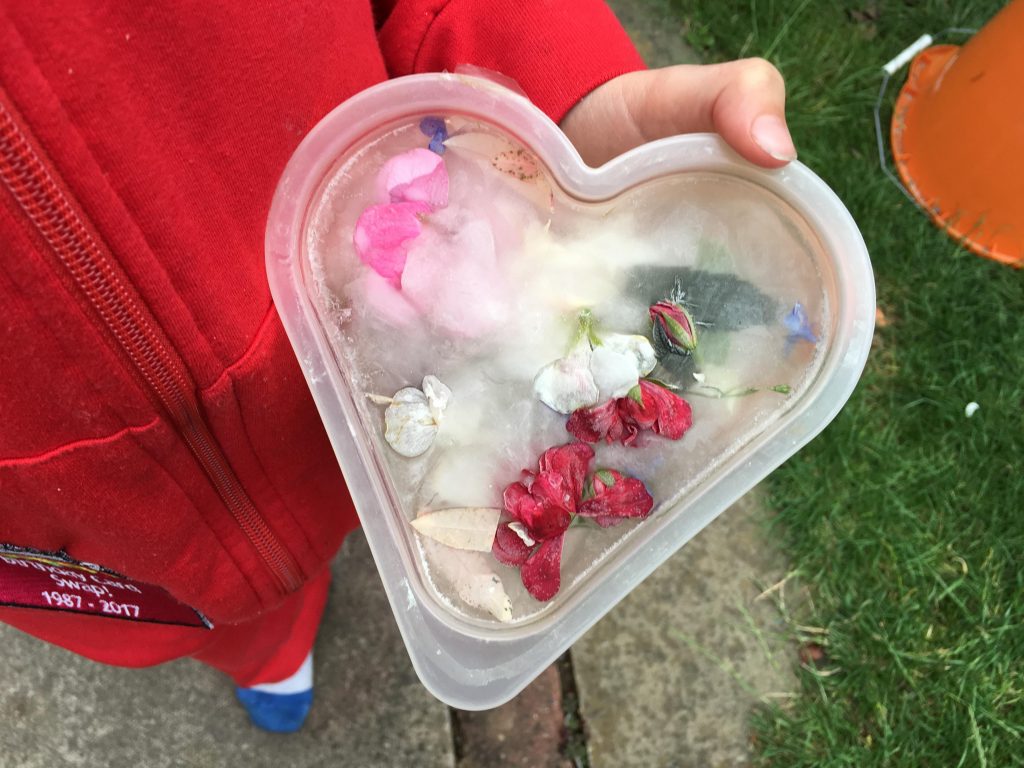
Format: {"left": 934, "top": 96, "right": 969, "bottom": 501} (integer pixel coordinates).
{"left": 578, "top": 469, "right": 654, "bottom": 527}
{"left": 650, "top": 299, "right": 698, "bottom": 353}
{"left": 567, "top": 380, "right": 693, "bottom": 446}
{"left": 492, "top": 442, "right": 654, "bottom": 602}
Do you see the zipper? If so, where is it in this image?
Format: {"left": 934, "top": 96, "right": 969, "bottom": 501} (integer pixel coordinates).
{"left": 0, "top": 94, "right": 303, "bottom": 595}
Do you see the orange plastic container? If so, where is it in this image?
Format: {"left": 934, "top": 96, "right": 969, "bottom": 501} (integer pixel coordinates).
{"left": 891, "top": 0, "right": 1024, "bottom": 267}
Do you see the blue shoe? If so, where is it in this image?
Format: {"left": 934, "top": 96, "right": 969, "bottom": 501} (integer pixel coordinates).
{"left": 235, "top": 687, "right": 314, "bottom": 733}
{"left": 235, "top": 650, "right": 315, "bottom": 733}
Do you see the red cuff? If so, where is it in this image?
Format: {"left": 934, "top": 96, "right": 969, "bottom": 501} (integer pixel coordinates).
{"left": 377, "top": 0, "right": 646, "bottom": 123}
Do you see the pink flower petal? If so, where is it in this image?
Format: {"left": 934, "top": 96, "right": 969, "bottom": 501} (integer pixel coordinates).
{"left": 353, "top": 201, "right": 430, "bottom": 284}
{"left": 400, "top": 212, "right": 506, "bottom": 338}
{"left": 577, "top": 469, "right": 654, "bottom": 527}
{"left": 520, "top": 535, "right": 564, "bottom": 602}
{"left": 492, "top": 521, "right": 531, "bottom": 566}
{"left": 379, "top": 148, "right": 449, "bottom": 210}
{"left": 537, "top": 443, "right": 593, "bottom": 501}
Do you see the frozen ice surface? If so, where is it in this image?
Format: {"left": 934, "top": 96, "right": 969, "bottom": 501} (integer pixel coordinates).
{"left": 304, "top": 117, "right": 828, "bottom": 626}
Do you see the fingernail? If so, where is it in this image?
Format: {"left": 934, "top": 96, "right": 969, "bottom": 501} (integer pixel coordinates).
{"left": 751, "top": 114, "right": 797, "bottom": 162}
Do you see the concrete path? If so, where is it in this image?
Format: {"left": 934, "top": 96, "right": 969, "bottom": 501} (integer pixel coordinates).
{"left": 572, "top": 490, "right": 796, "bottom": 768}
{"left": 0, "top": 533, "right": 453, "bottom": 768}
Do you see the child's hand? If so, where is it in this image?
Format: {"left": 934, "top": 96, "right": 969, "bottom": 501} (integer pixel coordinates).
{"left": 561, "top": 59, "right": 795, "bottom": 169}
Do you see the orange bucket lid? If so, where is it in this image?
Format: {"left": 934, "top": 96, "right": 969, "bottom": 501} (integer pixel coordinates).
{"left": 891, "top": 0, "right": 1024, "bottom": 267}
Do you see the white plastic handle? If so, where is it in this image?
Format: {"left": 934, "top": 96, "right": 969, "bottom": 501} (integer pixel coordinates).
{"left": 883, "top": 34, "right": 934, "bottom": 75}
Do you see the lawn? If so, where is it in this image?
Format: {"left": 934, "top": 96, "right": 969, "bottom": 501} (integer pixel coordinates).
{"left": 666, "top": 1, "right": 1024, "bottom": 765}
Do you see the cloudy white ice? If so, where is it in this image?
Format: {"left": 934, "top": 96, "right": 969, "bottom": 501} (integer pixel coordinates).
{"left": 304, "top": 117, "right": 827, "bottom": 625}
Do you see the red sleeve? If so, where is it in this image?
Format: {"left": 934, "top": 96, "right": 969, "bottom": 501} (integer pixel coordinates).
{"left": 375, "top": 0, "right": 646, "bottom": 124}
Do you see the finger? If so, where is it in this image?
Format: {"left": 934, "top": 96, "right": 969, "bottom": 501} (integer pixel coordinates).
{"left": 626, "top": 59, "right": 796, "bottom": 168}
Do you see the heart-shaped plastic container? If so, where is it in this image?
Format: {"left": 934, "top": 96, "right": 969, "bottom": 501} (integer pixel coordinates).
{"left": 266, "top": 73, "right": 874, "bottom": 710}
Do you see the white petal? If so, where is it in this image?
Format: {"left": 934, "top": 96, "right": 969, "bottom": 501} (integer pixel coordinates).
{"left": 507, "top": 521, "right": 536, "bottom": 548}
{"left": 533, "top": 357, "right": 600, "bottom": 414}
{"left": 965, "top": 402, "right": 980, "bottom": 418}
{"left": 422, "top": 375, "right": 452, "bottom": 423}
{"left": 384, "top": 388, "right": 437, "bottom": 457}
{"left": 603, "top": 333, "right": 657, "bottom": 375}
{"left": 420, "top": 537, "right": 514, "bottom": 623}
{"left": 590, "top": 334, "right": 656, "bottom": 401}
{"left": 410, "top": 507, "right": 501, "bottom": 551}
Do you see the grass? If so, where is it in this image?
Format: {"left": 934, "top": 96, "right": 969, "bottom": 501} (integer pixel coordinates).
{"left": 665, "top": 1, "right": 1024, "bottom": 765}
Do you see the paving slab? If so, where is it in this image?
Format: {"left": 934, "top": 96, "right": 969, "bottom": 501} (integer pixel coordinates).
{"left": 0, "top": 530, "right": 454, "bottom": 768}
{"left": 572, "top": 488, "right": 797, "bottom": 768}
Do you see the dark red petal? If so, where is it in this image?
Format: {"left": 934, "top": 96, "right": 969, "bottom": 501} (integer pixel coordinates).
{"left": 502, "top": 482, "right": 539, "bottom": 525}
{"left": 538, "top": 443, "right": 594, "bottom": 501}
{"left": 566, "top": 400, "right": 624, "bottom": 444}
{"left": 520, "top": 535, "right": 564, "bottom": 602}
{"left": 642, "top": 381, "right": 693, "bottom": 439}
{"left": 577, "top": 471, "right": 654, "bottom": 527}
{"left": 527, "top": 472, "right": 574, "bottom": 537}
{"left": 618, "top": 381, "right": 693, "bottom": 442}
{"left": 618, "top": 387, "right": 658, "bottom": 430}
{"left": 492, "top": 522, "right": 532, "bottom": 566}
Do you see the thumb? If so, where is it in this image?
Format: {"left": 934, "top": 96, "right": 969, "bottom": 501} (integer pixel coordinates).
{"left": 564, "top": 59, "right": 795, "bottom": 168}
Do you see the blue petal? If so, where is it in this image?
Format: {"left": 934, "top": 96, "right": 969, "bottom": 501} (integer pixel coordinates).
{"left": 783, "top": 302, "right": 818, "bottom": 344}
{"left": 419, "top": 116, "right": 446, "bottom": 137}
{"left": 428, "top": 131, "right": 447, "bottom": 155}
{"left": 419, "top": 116, "right": 448, "bottom": 155}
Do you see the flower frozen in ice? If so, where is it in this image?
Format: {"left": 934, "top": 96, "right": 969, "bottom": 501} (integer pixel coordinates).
{"left": 419, "top": 116, "right": 448, "bottom": 155}
{"left": 650, "top": 299, "right": 698, "bottom": 355}
{"left": 377, "top": 147, "right": 449, "bottom": 209}
{"left": 354, "top": 148, "right": 449, "bottom": 285}
{"left": 618, "top": 380, "right": 693, "bottom": 441}
{"left": 567, "top": 380, "right": 693, "bottom": 447}
{"left": 590, "top": 333, "right": 657, "bottom": 401}
{"left": 784, "top": 302, "right": 819, "bottom": 345}
{"left": 533, "top": 313, "right": 600, "bottom": 415}
{"left": 534, "top": 313, "right": 656, "bottom": 415}
{"left": 491, "top": 443, "right": 654, "bottom": 602}
{"left": 353, "top": 201, "right": 431, "bottom": 285}
{"left": 492, "top": 443, "right": 592, "bottom": 601}
{"left": 577, "top": 469, "right": 654, "bottom": 528}
{"left": 375, "top": 375, "right": 452, "bottom": 457}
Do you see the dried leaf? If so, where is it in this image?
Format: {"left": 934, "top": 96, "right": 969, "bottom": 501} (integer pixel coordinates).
{"left": 419, "top": 537, "right": 513, "bottom": 623}
{"left": 409, "top": 507, "right": 501, "bottom": 551}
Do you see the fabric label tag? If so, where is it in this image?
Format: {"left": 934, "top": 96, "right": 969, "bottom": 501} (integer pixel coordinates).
{"left": 0, "top": 546, "right": 211, "bottom": 628}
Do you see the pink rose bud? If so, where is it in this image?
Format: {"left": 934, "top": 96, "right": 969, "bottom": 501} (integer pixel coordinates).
{"left": 649, "top": 300, "right": 698, "bottom": 354}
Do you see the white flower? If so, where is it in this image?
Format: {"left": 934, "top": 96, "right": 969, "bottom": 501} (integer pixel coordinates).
{"left": 533, "top": 313, "right": 659, "bottom": 414}
{"left": 533, "top": 331, "right": 599, "bottom": 415}
{"left": 590, "top": 333, "right": 657, "bottom": 401}
{"left": 378, "top": 375, "right": 452, "bottom": 457}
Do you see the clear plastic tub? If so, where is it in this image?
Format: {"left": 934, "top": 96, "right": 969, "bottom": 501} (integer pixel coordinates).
{"left": 265, "top": 73, "right": 874, "bottom": 710}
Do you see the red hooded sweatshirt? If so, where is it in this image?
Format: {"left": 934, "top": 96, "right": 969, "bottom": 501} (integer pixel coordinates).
{"left": 0, "top": 1, "right": 644, "bottom": 684}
